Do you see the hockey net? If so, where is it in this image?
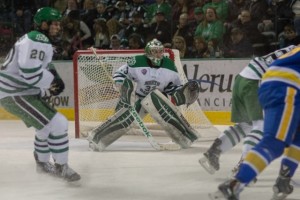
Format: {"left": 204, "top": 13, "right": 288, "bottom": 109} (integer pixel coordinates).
{"left": 73, "top": 48, "right": 220, "bottom": 139}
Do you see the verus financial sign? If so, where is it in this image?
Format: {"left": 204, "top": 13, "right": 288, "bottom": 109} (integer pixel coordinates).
{"left": 182, "top": 59, "right": 249, "bottom": 111}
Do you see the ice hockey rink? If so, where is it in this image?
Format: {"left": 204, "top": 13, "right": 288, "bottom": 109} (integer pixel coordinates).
{"left": 0, "top": 120, "right": 299, "bottom": 200}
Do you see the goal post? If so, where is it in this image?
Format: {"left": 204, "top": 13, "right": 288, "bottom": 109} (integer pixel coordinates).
{"left": 73, "top": 48, "right": 220, "bottom": 139}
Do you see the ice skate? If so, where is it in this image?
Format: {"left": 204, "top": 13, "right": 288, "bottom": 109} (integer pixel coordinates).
{"left": 34, "top": 151, "right": 56, "bottom": 175}
{"left": 55, "top": 163, "right": 81, "bottom": 182}
{"left": 209, "top": 179, "right": 244, "bottom": 200}
{"left": 271, "top": 176, "right": 293, "bottom": 200}
{"left": 228, "top": 159, "right": 257, "bottom": 186}
{"left": 199, "top": 138, "right": 222, "bottom": 174}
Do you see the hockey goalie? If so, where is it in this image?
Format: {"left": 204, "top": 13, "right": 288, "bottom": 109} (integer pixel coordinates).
{"left": 87, "top": 39, "right": 200, "bottom": 151}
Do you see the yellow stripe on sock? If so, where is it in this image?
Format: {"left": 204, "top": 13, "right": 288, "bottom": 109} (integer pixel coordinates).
{"left": 244, "top": 151, "right": 268, "bottom": 173}
{"left": 284, "top": 145, "right": 300, "bottom": 162}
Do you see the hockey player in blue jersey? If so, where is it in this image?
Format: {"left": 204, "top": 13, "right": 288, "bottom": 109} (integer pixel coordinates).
{"left": 210, "top": 47, "right": 300, "bottom": 200}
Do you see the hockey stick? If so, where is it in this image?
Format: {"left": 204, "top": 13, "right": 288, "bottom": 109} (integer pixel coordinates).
{"left": 90, "top": 47, "right": 114, "bottom": 82}
{"left": 191, "top": 79, "right": 220, "bottom": 86}
{"left": 91, "top": 48, "right": 180, "bottom": 151}
{"left": 124, "top": 102, "right": 181, "bottom": 151}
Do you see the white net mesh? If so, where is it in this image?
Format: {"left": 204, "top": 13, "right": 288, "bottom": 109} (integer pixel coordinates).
{"left": 73, "top": 49, "right": 220, "bottom": 139}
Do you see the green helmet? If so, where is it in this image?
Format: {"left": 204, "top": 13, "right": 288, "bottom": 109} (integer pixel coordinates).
{"left": 145, "top": 39, "right": 164, "bottom": 66}
{"left": 34, "top": 7, "right": 62, "bottom": 26}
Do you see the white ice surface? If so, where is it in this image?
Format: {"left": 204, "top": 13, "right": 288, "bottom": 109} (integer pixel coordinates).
{"left": 0, "top": 120, "right": 299, "bottom": 200}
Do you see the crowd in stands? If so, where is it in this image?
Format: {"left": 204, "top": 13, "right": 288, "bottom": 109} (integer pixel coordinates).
{"left": 0, "top": 0, "right": 300, "bottom": 60}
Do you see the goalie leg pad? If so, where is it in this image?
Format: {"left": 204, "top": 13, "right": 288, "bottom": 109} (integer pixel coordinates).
{"left": 87, "top": 107, "right": 135, "bottom": 151}
{"left": 141, "top": 89, "right": 199, "bottom": 148}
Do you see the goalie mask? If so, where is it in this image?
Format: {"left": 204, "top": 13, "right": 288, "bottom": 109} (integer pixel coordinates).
{"left": 145, "top": 39, "right": 164, "bottom": 66}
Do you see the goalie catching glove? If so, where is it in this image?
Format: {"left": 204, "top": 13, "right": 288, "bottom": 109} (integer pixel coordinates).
{"left": 172, "top": 80, "right": 200, "bottom": 106}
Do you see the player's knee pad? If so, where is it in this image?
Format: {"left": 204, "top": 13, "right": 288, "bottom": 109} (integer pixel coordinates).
{"left": 141, "top": 89, "right": 198, "bottom": 148}
{"left": 255, "top": 136, "right": 286, "bottom": 161}
{"left": 35, "top": 112, "right": 68, "bottom": 139}
{"left": 48, "top": 113, "right": 68, "bottom": 137}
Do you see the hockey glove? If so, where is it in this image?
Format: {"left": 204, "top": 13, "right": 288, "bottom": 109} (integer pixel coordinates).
{"left": 182, "top": 80, "right": 200, "bottom": 106}
{"left": 48, "top": 68, "right": 65, "bottom": 96}
{"left": 171, "top": 80, "right": 200, "bottom": 106}
{"left": 49, "top": 78, "right": 65, "bottom": 96}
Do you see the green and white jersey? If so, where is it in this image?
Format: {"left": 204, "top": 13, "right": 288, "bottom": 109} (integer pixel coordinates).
{"left": 113, "top": 55, "right": 182, "bottom": 98}
{"left": 0, "top": 31, "right": 54, "bottom": 99}
{"left": 239, "top": 45, "right": 296, "bottom": 80}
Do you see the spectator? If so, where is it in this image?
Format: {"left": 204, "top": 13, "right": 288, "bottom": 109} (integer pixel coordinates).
{"left": 229, "top": 9, "right": 266, "bottom": 45}
{"left": 148, "top": 10, "right": 172, "bottom": 45}
{"left": 0, "top": 0, "right": 12, "bottom": 22}
{"left": 124, "top": 11, "right": 149, "bottom": 41}
{"left": 171, "top": 35, "right": 188, "bottom": 58}
{"left": 105, "top": 1, "right": 130, "bottom": 37}
{"left": 172, "top": 13, "right": 194, "bottom": 47}
{"left": 171, "top": 0, "right": 194, "bottom": 24}
{"left": 187, "top": 36, "right": 208, "bottom": 58}
{"left": 203, "top": 39, "right": 221, "bottom": 58}
{"left": 189, "top": 7, "right": 205, "bottom": 34}
{"left": 279, "top": 23, "right": 300, "bottom": 48}
{"left": 80, "top": 0, "right": 98, "bottom": 34}
{"left": 145, "top": 0, "right": 172, "bottom": 25}
{"left": 226, "top": 0, "right": 249, "bottom": 23}
{"left": 62, "top": 0, "right": 80, "bottom": 17}
{"left": 50, "top": 0, "right": 68, "bottom": 13}
{"left": 128, "top": 0, "right": 148, "bottom": 22}
{"left": 266, "top": 0, "right": 293, "bottom": 35}
{"left": 291, "top": 0, "right": 300, "bottom": 35}
{"left": 117, "top": 1, "right": 131, "bottom": 28}
{"left": 61, "top": 10, "right": 92, "bottom": 51}
{"left": 194, "top": 7, "right": 224, "bottom": 46}
{"left": 93, "top": 18, "right": 110, "bottom": 49}
{"left": 109, "top": 34, "right": 123, "bottom": 49}
{"left": 49, "top": 24, "right": 70, "bottom": 60}
{"left": 95, "top": 2, "right": 111, "bottom": 21}
{"left": 128, "top": 33, "right": 145, "bottom": 49}
{"left": 223, "top": 27, "right": 253, "bottom": 58}
{"left": 11, "top": 0, "right": 36, "bottom": 36}
{"left": 246, "top": 0, "right": 269, "bottom": 23}
{"left": 202, "top": 0, "right": 228, "bottom": 21}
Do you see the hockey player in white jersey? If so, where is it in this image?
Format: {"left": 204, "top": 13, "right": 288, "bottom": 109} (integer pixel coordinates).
{"left": 87, "top": 39, "right": 200, "bottom": 151}
{"left": 199, "top": 45, "right": 296, "bottom": 177}
{"left": 0, "top": 7, "right": 80, "bottom": 182}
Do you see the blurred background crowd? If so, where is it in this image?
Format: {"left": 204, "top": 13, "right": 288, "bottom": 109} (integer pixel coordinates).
{"left": 0, "top": 0, "right": 299, "bottom": 60}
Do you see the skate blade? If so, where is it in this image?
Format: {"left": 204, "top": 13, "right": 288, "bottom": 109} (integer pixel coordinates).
{"left": 208, "top": 190, "right": 226, "bottom": 200}
{"left": 66, "top": 179, "right": 82, "bottom": 187}
{"left": 199, "top": 157, "right": 216, "bottom": 175}
{"left": 246, "top": 178, "right": 257, "bottom": 187}
{"left": 270, "top": 193, "right": 288, "bottom": 200}
{"left": 271, "top": 186, "right": 289, "bottom": 200}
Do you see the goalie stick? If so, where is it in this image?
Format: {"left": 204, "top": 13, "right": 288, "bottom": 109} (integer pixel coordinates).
{"left": 90, "top": 47, "right": 180, "bottom": 151}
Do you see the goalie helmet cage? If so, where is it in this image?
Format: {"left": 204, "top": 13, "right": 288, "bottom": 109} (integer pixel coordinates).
{"left": 73, "top": 48, "right": 220, "bottom": 139}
